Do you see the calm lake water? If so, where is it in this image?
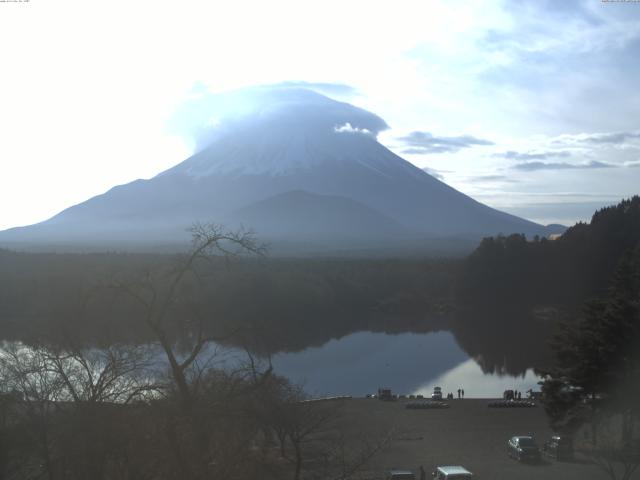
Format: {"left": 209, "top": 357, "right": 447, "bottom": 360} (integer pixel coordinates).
{"left": 268, "top": 331, "right": 541, "bottom": 398}
{"left": 2, "top": 330, "right": 541, "bottom": 399}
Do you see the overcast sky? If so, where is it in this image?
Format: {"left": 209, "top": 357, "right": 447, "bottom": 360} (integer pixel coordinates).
{"left": 1, "top": 0, "right": 639, "bottom": 230}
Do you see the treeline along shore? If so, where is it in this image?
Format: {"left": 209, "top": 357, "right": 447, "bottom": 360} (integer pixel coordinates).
{"left": 0, "top": 252, "right": 457, "bottom": 351}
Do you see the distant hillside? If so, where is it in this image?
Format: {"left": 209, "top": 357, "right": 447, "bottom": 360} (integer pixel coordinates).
{"left": 459, "top": 196, "right": 640, "bottom": 307}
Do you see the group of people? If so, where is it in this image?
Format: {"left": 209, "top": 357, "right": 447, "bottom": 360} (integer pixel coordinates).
{"left": 503, "top": 389, "right": 523, "bottom": 400}
{"left": 444, "top": 388, "right": 465, "bottom": 400}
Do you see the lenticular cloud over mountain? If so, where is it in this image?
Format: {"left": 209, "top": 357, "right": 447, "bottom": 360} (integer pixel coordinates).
{"left": 0, "top": 85, "right": 561, "bottom": 254}
{"left": 163, "top": 87, "right": 390, "bottom": 177}
{"left": 168, "top": 85, "right": 388, "bottom": 154}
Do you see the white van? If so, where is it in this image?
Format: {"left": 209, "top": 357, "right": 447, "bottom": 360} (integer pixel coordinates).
{"left": 432, "top": 465, "right": 473, "bottom": 479}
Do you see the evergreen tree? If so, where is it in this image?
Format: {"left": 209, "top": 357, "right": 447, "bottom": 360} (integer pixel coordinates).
{"left": 541, "top": 247, "right": 640, "bottom": 429}
{"left": 540, "top": 247, "right": 640, "bottom": 479}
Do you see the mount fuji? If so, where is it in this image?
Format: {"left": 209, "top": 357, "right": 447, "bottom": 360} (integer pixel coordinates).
{"left": 0, "top": 86, "right": 561, "bottom": 254}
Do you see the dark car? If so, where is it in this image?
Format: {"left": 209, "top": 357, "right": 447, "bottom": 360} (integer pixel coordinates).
{"left": 386, "top": 469, "right": 416, "bottom": 479}
{"left": 507, "top": 436, "right": 541, "bottom": 462}
{"left": 543, "top": 435, "right": 573, "bottom": 460}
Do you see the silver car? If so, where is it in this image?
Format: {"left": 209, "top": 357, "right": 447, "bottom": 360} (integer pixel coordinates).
{"left": 432, "top": 465, "right": 473, "bottom": 479}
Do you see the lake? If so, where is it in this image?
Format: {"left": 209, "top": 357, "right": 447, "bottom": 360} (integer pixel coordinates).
{"left": 268, "top": 331, "right": 541, "bottom": 398}
{"left": 1, "top": 328, "right": 543, "bottom": 400}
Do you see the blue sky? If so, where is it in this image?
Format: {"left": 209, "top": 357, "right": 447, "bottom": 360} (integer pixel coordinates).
{"left": 0, "top": 0, "right": 639, "bottom": 229}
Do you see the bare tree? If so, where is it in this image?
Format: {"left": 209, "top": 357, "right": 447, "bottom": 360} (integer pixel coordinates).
{"left": 0, "top": 343, "right": 66, "bottom": 480}
{"left": 266, "top": 391, "right": 390, "bottom": 480}
{"left": 112, "top": 223, "right": 266, "bottom": 412}
{"left": 103, "top": 223, "right": 275, "bottom": 480}
{"left": 43, "top": 344, "right": 161, "bottom": 405}
{"left": 0, "top": 341, "right": 163, "bottom": 480}
{"left": 576, "top": 414, "right": 640, "bottom": 480}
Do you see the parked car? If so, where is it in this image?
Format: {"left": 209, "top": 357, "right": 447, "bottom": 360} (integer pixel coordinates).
{"left": 432, "top": 465, "right": 473, "bottom": 479}
{"left": 431, "top": 386, "right": 443, "bottom": 400}
{"left": 507, "top": 436, "right": 541, "bottom": 462}
{"left": 386, "top": 469, "right": 416, "bottom": 479}
{"left": 542, "top": 435, "right": 573, "bottom": 460}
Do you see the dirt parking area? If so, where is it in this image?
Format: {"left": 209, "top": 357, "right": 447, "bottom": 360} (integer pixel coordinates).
{"left": 339, "top": 398, "right": 627, "bottom": 480}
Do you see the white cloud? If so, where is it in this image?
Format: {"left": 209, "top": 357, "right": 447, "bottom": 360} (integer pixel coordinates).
{"left": 333, "top": 123, "right": 373, "bottom": 136}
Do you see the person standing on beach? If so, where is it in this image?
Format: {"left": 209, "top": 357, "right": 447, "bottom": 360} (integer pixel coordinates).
{"left": 457, "top": 388, "right": 461, "bottom": 399}
{"left": 462, "top": 388, "right": 465, "bottom": 399}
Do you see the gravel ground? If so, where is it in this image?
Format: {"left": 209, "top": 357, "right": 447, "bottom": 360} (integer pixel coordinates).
{"left": 338, "top": 398, "right": 629, "bottom": 480}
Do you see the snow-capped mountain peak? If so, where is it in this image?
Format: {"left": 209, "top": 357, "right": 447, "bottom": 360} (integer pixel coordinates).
{"left": 162, "top": 86, "right": 390, "bottom": 178}
{"left": 0, "top": 85, "right": 559, "bottom": 253}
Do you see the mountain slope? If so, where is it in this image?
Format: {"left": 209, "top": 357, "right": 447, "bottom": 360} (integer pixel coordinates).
{"left": 0, "top": 86, "right": 555, "bottom": 253}
{"left": 233, "top": 190, "right": 407, "bottom": 240}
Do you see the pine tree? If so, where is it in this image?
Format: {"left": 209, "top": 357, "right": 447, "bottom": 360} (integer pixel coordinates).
{"left": 540, "top": 247, "right": 640, "bottom": 478}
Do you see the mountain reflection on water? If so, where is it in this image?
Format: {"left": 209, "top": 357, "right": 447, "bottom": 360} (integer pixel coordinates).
{"left": 269, "top": 331, "right": 542, "bottom": 398}
{"left": 236, "top": 304, "right": 555, "bottom": 396}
